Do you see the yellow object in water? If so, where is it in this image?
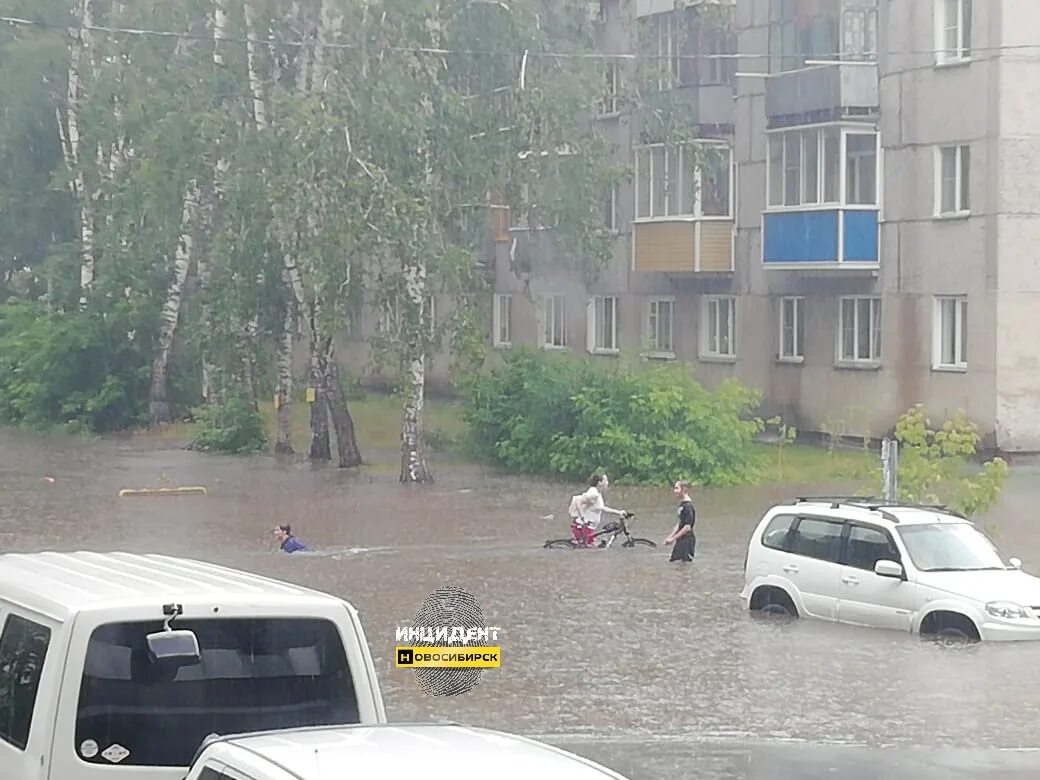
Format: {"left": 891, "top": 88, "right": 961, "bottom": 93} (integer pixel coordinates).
{"left": 119, "top": 486, "right": 208, "bottom": 497}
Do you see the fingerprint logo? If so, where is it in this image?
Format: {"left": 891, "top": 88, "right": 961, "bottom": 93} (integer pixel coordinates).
{"left": 411, "top": 585, "right": 486, "bottom": 697}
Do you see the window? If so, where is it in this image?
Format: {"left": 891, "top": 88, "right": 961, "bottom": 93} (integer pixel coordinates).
{"left": 644, "top": 11, "right": 685, "bottom": 89}
{"left": 492, "top": 293, "right": 512, "bottom": 347}
{"left": 768, "top": 0, "right": 844, "bottom": 73}
{"left": 588, "top": 296, "right": 619, "bottom": 352}
{"left": 933, "top": 296, "right": 967, "bottom": 370}
{"left": 768, "top": 127, "right": 875, "bottom": 208}
{"left": 838, "top": 297, "right": 881, "bottom": 364}
{"left": 761, "top": 513, "right": 797, "bottom": 551}
{"left": 788, "top": 517, "right": 844, "bottom": 562}
{"left": 702, "top": 296, "right": 735, "bottom": 358}
{"left": 897, "top": 522, "right": 1008, "bottom": 572}
{"left": 0, "top": 615, "right": 51, "bottom": 750}
{"left": 844, "top": 524, "right": 901, "bottom": 571}
{"left": 75, "top": 617, "right": 359, "bottom": 767}
{"left": 647, "top": 298, "right": 675, "bottom": 354}
{"left": 936, "top": 145, "right": 970, "bottom": 215}
{"left": 698, "top": 23, "right": 737, "bottom": 86}
{"left": 936, "top": 0, "right": 972, "bottom": 64}
{"left": 636, "top": 144, "right": 732, "bottom": 219}
{"left": 542, "top": 294, "right": 566, "bottom": 348}
{"left": 604, "top": 185, "right": 617, "bottom": 231}
{"left": 601, "top": 60, "right": 619, "bottom": 114}
{"left": 779, "top": 296, "right": 805, "bottom": 360}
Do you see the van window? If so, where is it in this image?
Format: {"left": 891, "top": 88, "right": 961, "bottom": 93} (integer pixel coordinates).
{"left": 0, "top": 614, "right": 52, "bottom": 750}
{"left": 845, "top": 524, "right": 900, "bottom": 571}
{"left": 761, "top": 514, "right": 797, "bottom": 551}
{"left": 76, "top": 618, "right": 359, "bottom": 768}
{"left": 788, "top": 517, "right": 844, "bottom": 563}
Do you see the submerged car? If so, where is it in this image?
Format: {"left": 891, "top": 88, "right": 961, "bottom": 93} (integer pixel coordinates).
{"left": 741, "top": 497, "right": 1040, "bottom": 642}
{"left": 184, "top": 723, "right": 632, "bottom": 779}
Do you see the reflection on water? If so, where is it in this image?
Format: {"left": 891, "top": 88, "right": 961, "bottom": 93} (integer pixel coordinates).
{"left": 4, "top": 430, "right": 1040, "bottom": 778}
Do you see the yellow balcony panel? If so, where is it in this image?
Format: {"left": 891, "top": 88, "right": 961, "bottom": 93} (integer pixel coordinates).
{"left": 698, "top": 220, "right": 734, "bottom": 272}
{"left": 633, "top": 221, "right": 695, "bottom": 273}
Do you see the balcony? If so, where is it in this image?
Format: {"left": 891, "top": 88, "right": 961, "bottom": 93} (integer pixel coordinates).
{"left": 633, "top": 220, "right": 734, "bottom": 274}
{"left": 766, "top": 62, "right": 878, "bottom": 127}
{"left": 763, "top": 209, "right": 877, "bottom": 267}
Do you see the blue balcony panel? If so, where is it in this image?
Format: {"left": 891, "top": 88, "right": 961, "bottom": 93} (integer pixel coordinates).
{"left": 843, "top": 210, "right": 879, "bottom": 263}
{"left": 764, "top": 209, "right": 879, "bottom": 265}
{"left": 763, "top": 211, "right": 839, "bottom": 263}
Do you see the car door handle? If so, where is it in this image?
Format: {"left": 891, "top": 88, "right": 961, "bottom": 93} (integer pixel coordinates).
{"left": 782, "top": 564, "right": 799, "bottom": 574}
{"left": 841, "top": 575, "right": 859, "bottom": 585}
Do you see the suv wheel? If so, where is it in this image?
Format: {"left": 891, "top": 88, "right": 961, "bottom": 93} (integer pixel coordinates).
{"left": 920, "top": 611, "right": 980, "bottom": 645}
{"left": 750, "top": 587, "right": 798, "bottom": 618}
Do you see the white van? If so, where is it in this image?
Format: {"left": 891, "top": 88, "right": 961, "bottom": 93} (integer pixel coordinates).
{"left": 0, "top": 551, "right": 386, "bottom": 780}
{"left": 184, "top": 723, "right": 632, "bottom": 779}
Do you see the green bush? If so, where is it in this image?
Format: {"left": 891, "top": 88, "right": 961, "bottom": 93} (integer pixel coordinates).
{"left": 0, "top": 300, "right": 151, "bottom": 433}
{"left": 461, "top": 349, "right": 764, "bottom": 486}
{"left": 189, "top": 396, "right": 267, "bottom": 454}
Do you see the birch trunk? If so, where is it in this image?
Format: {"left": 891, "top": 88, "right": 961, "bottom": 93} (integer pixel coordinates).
{"left": 400, "top": 262, "right": 432, "bottom": 483}
{"left": 308, "top": 327, "right": 332, "bottom": 462}
{"left": 275, "top": 270, "right": 295, "bottom": 454}
{"left": 149, "top": 182, "right": 201, "bottom": 425}
{"left": 327, "top": 358, "right": 362, "bottom": 468}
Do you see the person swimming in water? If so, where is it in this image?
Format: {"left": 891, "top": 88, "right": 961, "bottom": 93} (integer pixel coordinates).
{"left": 273, "top": 523, "right": 309, "bottom": 553}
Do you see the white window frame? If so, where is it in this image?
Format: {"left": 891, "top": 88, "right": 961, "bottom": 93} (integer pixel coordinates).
{"left": 778, "top": 296, "right": 805, "bottom": 363}
{"left": 601, "top": 59, "right": 620, "bottom": 115}
{"left": 645, "top": 297, "right": 676, "bottom": 358}
{"left": 541, "top": 294, "right": 567, "bottom": 350}
{"left": 492, "top": 293, "right": 512, "bottom": 348}
{"left": 605, "top": 184, "right": 618, "bottom": 232}
{"left": 935, "top": 0, "right": 972, "bottom": 65}
{"left": 646, "top": 11, "right": 683, "bottom": 90}
{"left": 701, "top": 295, "right": 736, "bottom": 359}
{"left": 837, "top": 296, "right": 882, "bottom": 366}
{"left": 933, "top": 295, "right": 968, "bottom": 371}
{"left": 587, "top": 295, "right": 620, "bottom": 355}
{"left": 934, "top": 144, "right": 970, "bottom": 216}
{"left": 635, "top": 142, "right": 733, "bottom": 221}
{"left": 766, "top": 124, "right": 880, "bottom": 211}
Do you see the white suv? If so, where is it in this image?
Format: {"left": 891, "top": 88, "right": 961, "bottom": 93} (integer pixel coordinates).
{"left": 740, "top": 497, "right": 1040, "bottom": 642}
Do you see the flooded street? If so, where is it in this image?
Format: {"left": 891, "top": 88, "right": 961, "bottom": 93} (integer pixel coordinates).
{"left": 4, "top": 428, "right": 1040, "bottom": 778}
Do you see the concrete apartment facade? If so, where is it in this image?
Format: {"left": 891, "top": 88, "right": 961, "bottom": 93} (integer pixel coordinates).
{"left": 340, "top": 0, "right": 1040, "bottom": 452}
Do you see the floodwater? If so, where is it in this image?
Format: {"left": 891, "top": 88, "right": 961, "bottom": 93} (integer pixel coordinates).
{"left": 3, "top": 427, "right": 1040, "bottom": 779}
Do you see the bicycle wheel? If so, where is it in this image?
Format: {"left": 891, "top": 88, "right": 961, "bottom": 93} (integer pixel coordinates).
{"left": 622, "top": 537, "right": 657, "bottom": 548}
{"left": 543, "top": 538, "right": 577, "bottom": 549}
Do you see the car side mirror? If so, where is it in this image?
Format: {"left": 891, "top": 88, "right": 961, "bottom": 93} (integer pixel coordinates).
{"left": 1010, "top": 557, "right": 1023, "bottom": 570}
{"left": 874, "top": 560, "right": 904, "bottom": 579}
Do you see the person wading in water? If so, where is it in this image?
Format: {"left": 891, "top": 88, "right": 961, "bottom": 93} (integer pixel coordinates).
{"left": 664, "top": 480, "right": 696, "bottom": 563}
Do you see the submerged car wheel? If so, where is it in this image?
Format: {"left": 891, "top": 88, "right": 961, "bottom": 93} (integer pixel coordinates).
{"left": 750, "top": 587, "right": 799, "bottom": 619}
{"left": 920, "top": 611, "right": 980, "bottom": 645}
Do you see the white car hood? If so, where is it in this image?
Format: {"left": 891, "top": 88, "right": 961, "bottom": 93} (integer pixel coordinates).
{"left": 917, "top": 568, "right": 1040, "bottom": 606}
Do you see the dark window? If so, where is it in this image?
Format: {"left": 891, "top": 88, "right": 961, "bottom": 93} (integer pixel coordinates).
{"left": 844, "top": 524, "right": 901, "bottom": 571}
{"left": 0, "top": 614, "right": 52, "bottom": 750}
{"left": 76, "top": 618, "right": 359, "bottom": 767}
{"left": 788, "top": 517, "right": 844, "bottom": 562}
{"left": 761, "top": 514, "right": 797, "bottom": 551}
{"left": 197, "top": 769, "right": 224, "bottom": 780}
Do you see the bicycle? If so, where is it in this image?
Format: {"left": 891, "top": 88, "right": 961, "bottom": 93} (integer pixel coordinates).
{"left": 543, "top": 512, "right": 657, "bottom": 550}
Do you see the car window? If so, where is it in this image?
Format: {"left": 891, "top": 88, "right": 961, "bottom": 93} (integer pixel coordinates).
{"left": 76, "top": 617, "right": 359, "bottom": 768}
{"left": 761, "top": 514, "right": 797, "bottom": 551}
{"left": 197, "top": 768, "right": 224, "bottom": 780}
{"left": 845, "top": 524, "right": 900, "bottom": 571}
{"left": 788, "top": 517, "right": 844, "bottom": 562}
{"left": 0, "top": 614, "right": 52, "bottom": 751}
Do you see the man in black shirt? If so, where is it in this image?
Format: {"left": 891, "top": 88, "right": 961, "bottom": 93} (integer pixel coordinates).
{"left": 664, "top": 480, "right": 696, "bottom": 562}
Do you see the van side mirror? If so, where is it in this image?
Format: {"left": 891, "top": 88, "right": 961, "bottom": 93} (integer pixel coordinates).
{"left": 146, "top": 628, "right": 201, "bottom": 662}
{"left": 1010, "top": 557, "right": 1023, "bottom": 570}
{"left": 874, "top": 560, "right": 904, "bottom": 579}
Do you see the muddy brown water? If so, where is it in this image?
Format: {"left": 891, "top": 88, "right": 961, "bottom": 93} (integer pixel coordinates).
{"left": 3, "top": 428, "right": 1040, "bottom": 779}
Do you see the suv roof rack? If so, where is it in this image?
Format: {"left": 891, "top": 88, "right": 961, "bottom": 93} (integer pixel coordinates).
{"left": 792, "top": 497, "right": 967, "bottom": 523}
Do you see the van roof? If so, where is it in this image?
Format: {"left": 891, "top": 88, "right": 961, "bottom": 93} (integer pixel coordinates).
{"left": 0, "top": 552, "right": 341, "bottom": 620}
{"left": 210, "top": 723, "right": 629, "bottom": 779}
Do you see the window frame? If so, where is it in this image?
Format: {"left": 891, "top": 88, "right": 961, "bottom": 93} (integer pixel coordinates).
{"left": 837, "top": 296, "right": 882, "bottom": 366}
{"left": 933, "top": 295, "right": 968, "bottom": 371}
{"left": 766, "top": 124, "right": 879, "bottom": 211}
{"left": 701, "top": 295, "right": 736, "bottom": 360}
{"left": 600, "top": 59, "right": 620, "bottom": 116}
{"left": 934, "top": 144, "right": 970, "bottom": 217}
{"left": 778, "top": 296, "right": 805, "bottom": 363}
{"left": 935, "top": 0, "right": 972, "bottom": 65}
{"left": 841, "top": 522, "right": 903, "bottom": 572}
{"left": 786, "top": 515, "right": 846, "bottom": 564}
{"left": 604, "top": 184, "right": 618, "bottom": 232}
{"left": 635, "top": 142, "right": 733, "bottom": 221}
{"left": 0, "top": 613, "right": 52, "bottom": 751}
{"left": 760, "top": 513, "right": 798, "bottom": 551}
{"left": 492, "top": 293, "right": 512, "bottom": 348}
{"left": 588, "top": 295, "right": 620, "bottom": 355}
{"left": 645, "top": 296, "right": 676, "bottom": 358}
{"left": 541, "top": 294, "right": 567, "bottom": 350}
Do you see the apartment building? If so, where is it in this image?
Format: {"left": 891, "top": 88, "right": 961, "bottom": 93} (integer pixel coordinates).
{"left": 342, "top": 0, "right": 1040, "bottom": 452}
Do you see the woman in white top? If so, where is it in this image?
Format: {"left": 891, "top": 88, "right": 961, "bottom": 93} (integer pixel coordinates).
{"left": 572, "top": 473, "right": 627, "bottom": 547}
